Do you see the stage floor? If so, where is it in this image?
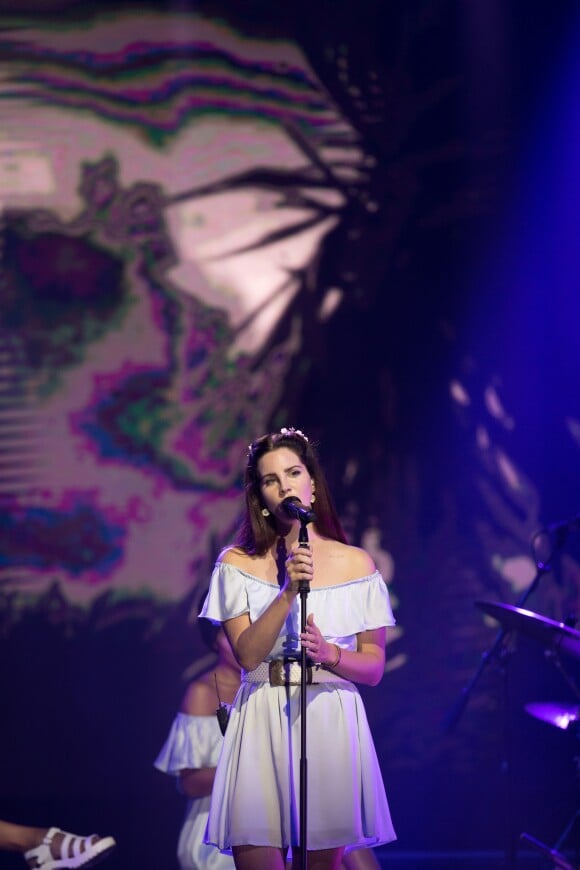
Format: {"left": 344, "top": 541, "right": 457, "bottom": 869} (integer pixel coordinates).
{"left": 373, "top": 848, "right": 578, "bottom": 868}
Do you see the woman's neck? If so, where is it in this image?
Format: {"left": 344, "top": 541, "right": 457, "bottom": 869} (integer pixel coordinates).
{"left": 274, "top": 524, "right": 320, "bottom": 549}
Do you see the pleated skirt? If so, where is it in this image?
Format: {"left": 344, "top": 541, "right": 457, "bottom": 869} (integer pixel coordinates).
{"left": 204, "top": 679, "right": 396, "bottom": 853}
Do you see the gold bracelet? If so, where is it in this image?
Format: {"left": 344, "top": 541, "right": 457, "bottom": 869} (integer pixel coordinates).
{"left": 328, "top": 643, "right": 342, "bottom": 669}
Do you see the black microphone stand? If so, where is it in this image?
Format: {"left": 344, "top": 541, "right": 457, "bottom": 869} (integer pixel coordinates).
{"left": 297, "top": 516, "right": 311, "bottom": 870}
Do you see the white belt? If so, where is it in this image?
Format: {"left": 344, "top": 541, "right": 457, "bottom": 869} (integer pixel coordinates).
{"left": 242, "top": 659, "right": 347, "bottom": 686}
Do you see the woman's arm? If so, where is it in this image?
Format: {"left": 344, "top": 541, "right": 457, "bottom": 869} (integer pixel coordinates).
{"left": 334, "top": 627, "right": 386, "bottom": 686}
{"left": 221, "top": 546, "right": 311, "bottom": 671}
{"left": 223, "top": 587, "right": 296, "bottom": 671}
{"left": 176, "top": 678, "right": 221, "bottom": 798}
{"left": 178, "top": 766, "right": 217, "bottom": 799}
{"left": 299, "top": 542, "right": 386, "bottom": 686}
{"left": 301, "top": 618, "right": 386, "bottom": 687}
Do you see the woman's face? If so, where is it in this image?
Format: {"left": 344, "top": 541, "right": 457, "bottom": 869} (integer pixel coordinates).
{"left": 256, "top": 447, "right": 314, "bottom": 522}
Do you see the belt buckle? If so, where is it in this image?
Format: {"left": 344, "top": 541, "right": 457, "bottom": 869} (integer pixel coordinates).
{"left": 269, "top": 660, "right": 312, "bottom": 686}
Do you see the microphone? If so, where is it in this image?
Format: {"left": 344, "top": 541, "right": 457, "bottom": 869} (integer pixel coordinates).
{"left": 281, "top": 496, "right": 316, "bottom": 524}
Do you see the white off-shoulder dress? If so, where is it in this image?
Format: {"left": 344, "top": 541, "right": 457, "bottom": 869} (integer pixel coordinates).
{"left": 154, "top": 712, "right": 235, "bottom": 869}
{"left": 200, "top": 562, "right": 397, "bottom": 854}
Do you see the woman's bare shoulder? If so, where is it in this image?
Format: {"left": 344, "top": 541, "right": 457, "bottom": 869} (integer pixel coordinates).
{"left": 320, "top": 539, "right": 376, "bottom": 583}
{"left": 217, "top": 547, "right": 250, "bottom": 568}
{"left": 179, "top": 673, "right": 218, "bottom": 717}
{"left": 326, "top": 539, "right": 377, "bottom": 578}
{"left": 217, "top": 545, "right": 279, "bottom": 587}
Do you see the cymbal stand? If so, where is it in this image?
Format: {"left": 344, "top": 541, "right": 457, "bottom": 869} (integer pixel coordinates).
{"left": 443, "top": 556, "right": 551, "bottom": 733}
{"left": 545, "top": 646, "right": 580, "bottom": 702}
{"left": 444, "top": 524, "right": 571, "bottom": 731}
{"left": 519, "top": 831, "right": 577, "bottom": 870}
{"left": 520, "top": 719, "right": 580, "bottom": 870}
{"left": 552, "top": 804, "right": 579, "bottom": 865}
{"left": 519, "top": 602, "right": 580, "bottom": 868}
{"left": 442, "top": 532, "right": 561, "bottom": 868}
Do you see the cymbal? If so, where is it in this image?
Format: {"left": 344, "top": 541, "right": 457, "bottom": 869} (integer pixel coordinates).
{"left": 525, "top": 701, "right": 580, "bottom": 731}
{"left": 475, "top": 600, "right": 580, "bottom": 660}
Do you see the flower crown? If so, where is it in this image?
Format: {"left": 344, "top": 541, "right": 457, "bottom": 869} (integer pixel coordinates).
{"left": 279, "top": 427, "right": 309, "bottom": 442}
{"left": 247, "top": 427, "right": 309, "bottom": 454}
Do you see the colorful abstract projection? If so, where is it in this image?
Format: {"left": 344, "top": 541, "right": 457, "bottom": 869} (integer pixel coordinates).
{"left": 0, "top": 9, "right": 386, "bottom": 611}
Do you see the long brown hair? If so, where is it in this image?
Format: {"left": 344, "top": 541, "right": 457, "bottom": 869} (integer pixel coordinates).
{"left": 235, "top": 429, "right": 347, "bottom": 555}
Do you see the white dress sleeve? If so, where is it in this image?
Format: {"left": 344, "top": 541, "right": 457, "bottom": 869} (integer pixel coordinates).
{"left": 154, "top": 713, "right": 224, "bottom": 774}
{"left": 154, "top": 713, "right": 235, "bottom": 869}
{"left": 199, "top": 562, "right": 250, "bottom": 624}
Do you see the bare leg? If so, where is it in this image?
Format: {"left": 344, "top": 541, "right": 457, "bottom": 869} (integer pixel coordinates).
{"left": 291, "top": 847, "right": 345, "bottom": 870}
{"left": 233, "top": 844, "right": 288, "bottom": 869}
{"left": 234, "top": 845, "right": 344, "bottom": 870}
{"left": 0, "top": 821, "right": 46, "bottom": 853}
{"left": 341, "top": 847, "right": 381, "bottom": 870}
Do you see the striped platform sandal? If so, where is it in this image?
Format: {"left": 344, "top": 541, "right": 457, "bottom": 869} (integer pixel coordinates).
{"left": 24, "top": 828, "right": 116, "bottom": 869}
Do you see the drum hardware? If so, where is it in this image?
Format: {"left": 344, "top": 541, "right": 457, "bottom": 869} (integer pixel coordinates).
{"left": 524, "top": 701, "right": 580, "bottom": 731}
{"left": 443, "top": 517, "right": 580, "bottom": 868}
{"left": 519, "top": 831, "right": 578, "bottom": 870}
{"left": 475, "top": 601, "right": 580, "bottom": 663}
{"left": 477, "top": 600, "right": 580, "bottom": 868}
{"left": 521, "top": 698, "right": 580, "bottom": 869}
